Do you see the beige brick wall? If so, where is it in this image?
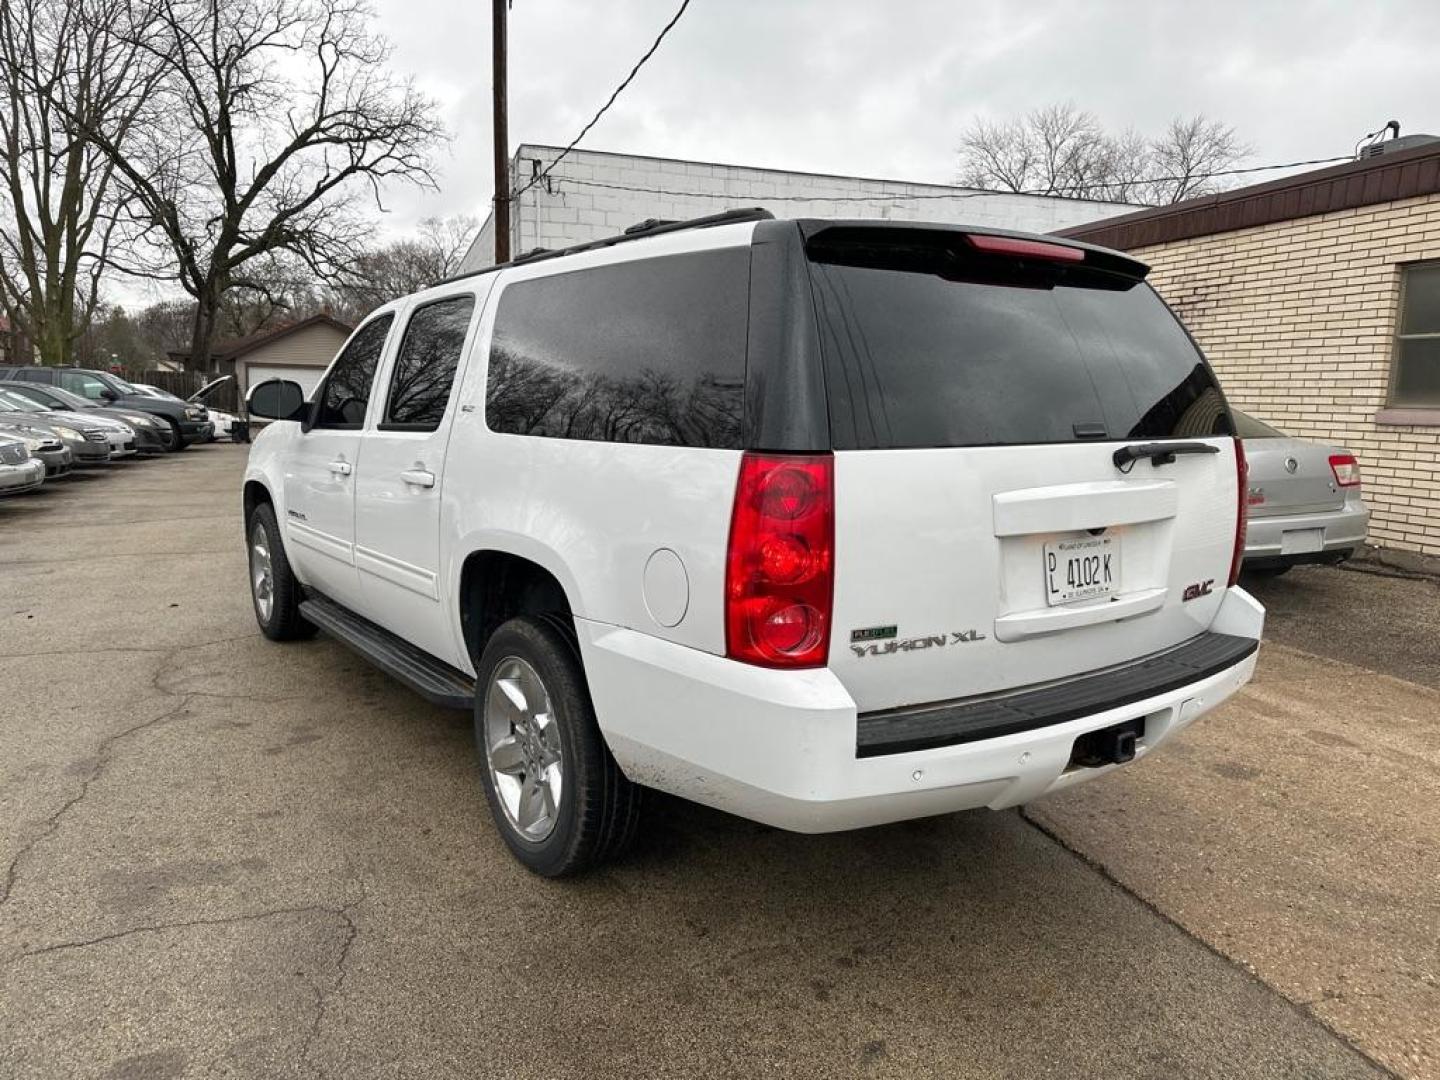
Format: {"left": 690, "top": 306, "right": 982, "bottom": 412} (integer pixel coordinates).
{"left": 1134, "top": 193, "right": 1440, "bottom": 556}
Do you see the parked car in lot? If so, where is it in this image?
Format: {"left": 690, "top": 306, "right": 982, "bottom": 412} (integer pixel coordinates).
{"left": 0, "top": 390, "right": 115, "bottom": 466}
{"left": 0, "top": 381, "right": 172, "bottom": 453}
{"left": 0, "top": 422, "right": 71, "bottom": 477}
{"left": 0, "top": 433, "right": 45, "bottom": 495}
{"left": 1235, "top": 410, "right": 1369, "bottom": 575}
{"left": 0, "top": 365, "right": 210, "bottom": 448}
{"left": 130, "top": 377, "right": 240, "bottom": 442}
{"left": 242, "top": 211, "right": 1264, "bottom": 877}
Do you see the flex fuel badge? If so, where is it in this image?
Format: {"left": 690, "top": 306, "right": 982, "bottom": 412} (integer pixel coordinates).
{"left": 851, "top": 625, "right": 898, "bottom": 643}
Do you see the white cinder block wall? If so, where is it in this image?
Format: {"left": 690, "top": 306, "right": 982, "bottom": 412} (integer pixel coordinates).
{"left": 459, "top": 145, "right": 1135, "bottom": 272}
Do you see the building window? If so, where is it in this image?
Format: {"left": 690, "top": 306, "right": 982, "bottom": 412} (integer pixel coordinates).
{"left": 1394, "top": 262, "right": 1440, "bottom": 407}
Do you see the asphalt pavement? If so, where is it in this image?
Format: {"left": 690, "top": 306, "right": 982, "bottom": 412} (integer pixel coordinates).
{"left": 1, "top": 446, "right": 1428, "bottom": 1079}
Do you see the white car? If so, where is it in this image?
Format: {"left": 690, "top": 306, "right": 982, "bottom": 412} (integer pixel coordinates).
{"left": 243, "top": 210, "right": 1264, "bottom": 877}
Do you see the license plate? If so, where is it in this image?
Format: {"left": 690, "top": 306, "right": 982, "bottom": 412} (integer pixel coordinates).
{"left": 1044, "top": 536, "right": 1119, "bottom": 606}
{"left": 1280, "top": 528, "right": 1324, "bottom": 555}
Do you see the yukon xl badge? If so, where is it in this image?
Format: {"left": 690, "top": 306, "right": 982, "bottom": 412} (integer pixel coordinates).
{"left": 850, "top": 628, "right": 986, "bottom": 658}
{"left": 1182, "top": 579, "right": 1215, "bottom": 602}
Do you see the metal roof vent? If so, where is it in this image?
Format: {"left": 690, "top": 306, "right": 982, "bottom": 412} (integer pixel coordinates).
{"left": 1361, "top": 130, "right": 1440, "bottom": 159}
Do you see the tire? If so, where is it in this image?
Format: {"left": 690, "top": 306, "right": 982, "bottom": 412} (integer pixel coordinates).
{"left": 246, "top": 502, "right": 315, "bottom": 641}
{"left": 473, "top": 615, "right": 641, "bottom": 877}
{"left": 166, "top": 418, "right": 188, "bottom": 450}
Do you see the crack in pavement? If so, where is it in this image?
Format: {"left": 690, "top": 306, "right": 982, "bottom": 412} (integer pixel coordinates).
{"left": 12, "top": 903, "right": 352, "bottom": 961}
{"left": 1020, "top": 810, "right": 1406, "bottom": 1079}
{"left": 0, "top": 631, "right": 259, "bottom": 662}
{"left": 0, "top": 693, "right": 192, "bottom": 908}
{"left": 0, "top": 631, "right": 262, "bottom": 908}
{"left": 298, "top": 892, "right": 367, "bottom": 1078}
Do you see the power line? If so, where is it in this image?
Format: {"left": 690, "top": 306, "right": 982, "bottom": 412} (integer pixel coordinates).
{"left": 532, "top": 153, "right": 1356, "bottom": 205}
{"left": 511, "top": 0, "right": 692, "bottom": 202}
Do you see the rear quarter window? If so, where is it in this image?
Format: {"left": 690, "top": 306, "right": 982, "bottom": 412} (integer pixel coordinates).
{"left": 807, "top": 231, "right": 1233, "bottom": 449}
{"left": 485, "top": 249, "right": 749, "bottom": 448}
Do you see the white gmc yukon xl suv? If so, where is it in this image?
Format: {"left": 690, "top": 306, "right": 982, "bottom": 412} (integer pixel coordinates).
{"left": 243, "top": 209, "right": 1264, "bottom": 876}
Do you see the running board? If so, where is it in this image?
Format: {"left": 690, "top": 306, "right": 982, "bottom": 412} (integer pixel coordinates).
{"left": 299, "top": 595, "right": 474, "bottom": 710}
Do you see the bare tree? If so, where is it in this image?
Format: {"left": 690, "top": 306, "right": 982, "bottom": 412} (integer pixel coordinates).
{"left": 77, "top": 0, "right": 444, "bottom": 370}
{"left": 0, "top": 0, "right": 156, "bottom": 365}
{"left": 417, "top": 215, "right": 481, "bottom": 280}
{"left": 957, "top": 104, "right": 1249, "bottom": 206}
{"left": 1147, "top": 115, "right": 1250, "bottom": 204}
{"left": 327, "top": 215, "right": 481, "bottom": 322}
{"left": 958, "top": 104, "right": 1116, "bottom": 197}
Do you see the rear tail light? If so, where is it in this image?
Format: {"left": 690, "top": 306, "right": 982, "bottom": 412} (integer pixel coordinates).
{"left": 1329, "top": 453, "right": 1361, "bottom": 487}
{"left": 725, "top": 453, "right": 834, "bottom": 668}
{"left": 1228, "top": 437, "right": 1248, "bottom": 588}
{"left": 966, "top": 233, "right": 1085, "bottom": 262}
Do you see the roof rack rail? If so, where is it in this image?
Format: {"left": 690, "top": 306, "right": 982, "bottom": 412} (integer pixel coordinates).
{"left": 432, "top": 207, "right": 773, "bottom": 287}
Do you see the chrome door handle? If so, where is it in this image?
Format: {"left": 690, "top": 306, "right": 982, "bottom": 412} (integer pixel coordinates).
{"left": 328, "top": 460, "right": 352, "bottom": 476}
{"left": 400, "top": 468, "right": 435, "bottom": 488}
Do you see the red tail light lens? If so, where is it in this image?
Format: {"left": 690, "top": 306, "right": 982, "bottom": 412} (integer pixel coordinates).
{"left": 726, "top": 453, "right": 834, "bottom": 667}
{"left": 1329, "top": 453, "right": 1361, "bottom": 487}
{"left": 1228, "top": 437, "right": 1248, "bottom": 588}
{"left": 967, "top": 233, "right": 1085, "bottom": 262}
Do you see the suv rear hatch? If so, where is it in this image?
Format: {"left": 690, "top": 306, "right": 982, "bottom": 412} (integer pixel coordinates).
{"left": 802, "top": 225, "right": 1242, "bottom": 714}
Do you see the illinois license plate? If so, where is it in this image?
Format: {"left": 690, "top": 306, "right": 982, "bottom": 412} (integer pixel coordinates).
{"left": 1044, "top": 536, "right": 1119, "bottom": 606}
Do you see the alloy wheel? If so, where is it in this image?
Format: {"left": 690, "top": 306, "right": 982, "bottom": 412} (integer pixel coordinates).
{"left": 483, "top": 656, "right": 564, "bottom": 841}
{"left": 249, "top": 520, "right": 274, "bottom": 624}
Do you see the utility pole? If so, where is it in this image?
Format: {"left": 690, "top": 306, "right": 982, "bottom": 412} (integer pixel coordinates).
{"left": 491, "top": 0, "right": 511, "bottom": 264}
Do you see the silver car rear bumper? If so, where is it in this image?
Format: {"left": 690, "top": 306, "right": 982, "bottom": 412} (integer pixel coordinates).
{"left": 1244, "top": 501, "right": 1369, "bottom": 563}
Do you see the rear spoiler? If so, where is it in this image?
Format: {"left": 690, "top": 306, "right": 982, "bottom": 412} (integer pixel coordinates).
{"left": 795, "top": 220, "right": 1149, "bottom": 281}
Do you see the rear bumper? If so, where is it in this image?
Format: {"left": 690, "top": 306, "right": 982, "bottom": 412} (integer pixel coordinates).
{"left": 579, "top": 587, "right": 1265, "bottom": 833}
{"left": 1244, "top": 502, "right": 1368, "bottom": 565}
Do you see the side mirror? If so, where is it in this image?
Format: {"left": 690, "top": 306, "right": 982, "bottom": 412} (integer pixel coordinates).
{"left": 50, "top": 403, "right": 67, "bottom": 410}
{"left": 247, "top": 378, "right": 306, "bottom": 421}
{"left": 98, "top": 388, "right": 118, "bottom": 402}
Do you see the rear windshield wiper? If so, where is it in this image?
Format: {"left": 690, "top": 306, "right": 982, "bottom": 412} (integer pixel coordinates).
{"left": 1112, "top": 441, "right": 1221, "bottom": 471}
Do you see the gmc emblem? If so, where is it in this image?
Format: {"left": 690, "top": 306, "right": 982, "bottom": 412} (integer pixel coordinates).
{"left": 1182, "top": 579, "right": 1215, "bottom": 602}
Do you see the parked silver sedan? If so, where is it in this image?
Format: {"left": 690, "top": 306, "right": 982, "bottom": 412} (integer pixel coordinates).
{"left": 1236, "top": 410, "right": 1369, "bottom": 576}
{"left": 0, "top": 433, "right": 45, "bottom": 495}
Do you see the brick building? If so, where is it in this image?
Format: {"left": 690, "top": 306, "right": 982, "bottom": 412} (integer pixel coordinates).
{"left": 1062, "top": 139, "right": 1440, "bottom": 557}
{"left": 458, "top": 144, "right": 1133, "bottom": 273}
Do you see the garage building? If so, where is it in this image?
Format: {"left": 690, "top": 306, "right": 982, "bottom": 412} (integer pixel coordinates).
{"left": 167, "top": 314, "right": 352, "bottom": 403}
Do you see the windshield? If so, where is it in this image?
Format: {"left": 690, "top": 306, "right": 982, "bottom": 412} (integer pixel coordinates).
{"left": 806, "top": 229, "right": 1233, "bottom": 449}
{"left": 103, "top": 372, "right": 139, "bottom": 394}
{"left": 6, "top": 383, "right": 89, "bottom": 410}
{"left": 1232, "top": 409, "right": 1285, "bottom": 438}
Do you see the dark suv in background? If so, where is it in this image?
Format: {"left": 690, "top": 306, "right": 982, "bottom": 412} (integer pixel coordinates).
{"left": 0, "top": 366, "right": 211, "bottom": 449}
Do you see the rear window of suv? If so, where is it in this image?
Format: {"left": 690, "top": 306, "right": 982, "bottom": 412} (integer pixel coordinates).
{"left": 806, "top": 228, "right": 1232, "bottom": 449}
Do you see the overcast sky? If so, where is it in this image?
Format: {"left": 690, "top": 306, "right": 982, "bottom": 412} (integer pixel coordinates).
{"left": 370, "top": 0, "right": 1440, "bottom": 233}
{"left": 106, "top": 0, "right": 1440, "bottom": 307}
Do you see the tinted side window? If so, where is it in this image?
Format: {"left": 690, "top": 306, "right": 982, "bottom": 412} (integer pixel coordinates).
{"left": 59, "top": 371, "right": 109, "bottom": 400}
{"left": 317, "top": 315, "right": 392, "bottom": 428}
{"left": 383, "top": 296, "right": 475, "bottom": 430}
{"left": 486, "top": 249, "right": 748, "bottom": 448}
